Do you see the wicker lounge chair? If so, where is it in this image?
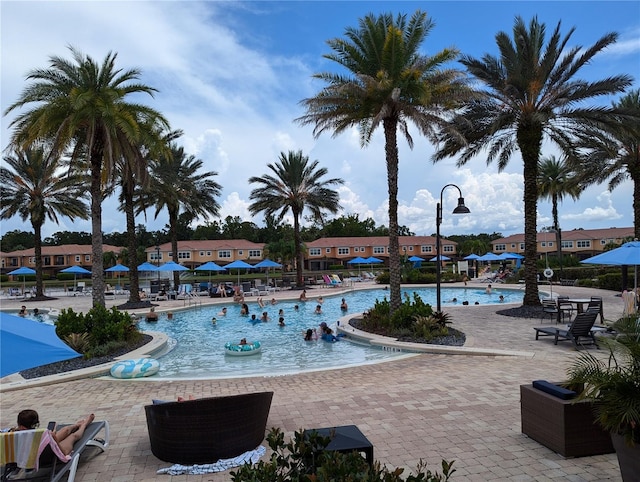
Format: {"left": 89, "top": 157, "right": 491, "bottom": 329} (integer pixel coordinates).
{"left": 145, "top": 392, "right": 273, "bottom": 465}
{"left": 534, "top": 311, "right": 599, "bottom": 349}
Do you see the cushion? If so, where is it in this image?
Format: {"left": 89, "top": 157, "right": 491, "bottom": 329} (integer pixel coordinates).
{"left": 532, "top": 380, "right": 577, "bottom": 400}
{"left": 152, "top": 399, "right": 170, "bottom": 405}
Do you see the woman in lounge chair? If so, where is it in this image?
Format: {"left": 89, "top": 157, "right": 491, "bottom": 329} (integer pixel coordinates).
{"left": 10, "top": 409, "right": 95, "bottom": 456}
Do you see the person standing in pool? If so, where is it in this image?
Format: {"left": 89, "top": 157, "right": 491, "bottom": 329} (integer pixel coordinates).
{"left": 299, "top": 290, "right": 308, "bottom": 302}
{"left": 485, "top": 284, "right": 492, "bottom": 294}
{"left": 340, "top": 298, "right": 348, "bottom": 311}
{"left": 240, "top": 303, "right": 249, "bottom": 315}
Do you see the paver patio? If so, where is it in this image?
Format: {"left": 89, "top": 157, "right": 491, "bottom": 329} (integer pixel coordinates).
{"left": 0, "top": 283, "right": 626, "bottom": 481}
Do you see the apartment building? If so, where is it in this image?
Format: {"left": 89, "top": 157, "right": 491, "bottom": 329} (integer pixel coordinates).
{"left": 145, "top": 239, "right": 265, "bottom": 269}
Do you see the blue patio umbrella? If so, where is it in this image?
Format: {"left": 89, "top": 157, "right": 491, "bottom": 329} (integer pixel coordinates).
{"left": 1, "top": 312, "right": 81, "bottom": 377}
{"left": 195, "top": 261, "right": 226, "bottom": 284}
{"left": 254, "top": 259, "right": 283, "bottom": 286}
{"left": 158, "top": 261, "right": 190, "bottom": 272}
{"left": 408, "top": 255, "right": 425, "bottom": 268}
{"left": 137, "top": 262, "right": 159, "bottom": 271}
{"left": 582, "top": 241, "right": 640, "bottom": 291}
{"left": 497, "top": 252, "right": 524, "bottom": 260}
{"left": 477, "top": 252, "right": 502, "bottom": 262}
{"left": 464, "top": 254, "right": 481, "bottom": 260}
{"left": 224, "top": 259, "right": 254, "bottom": 284}
{"left": 105, "top": 263, "right": 129, "bottom": 288}
{"left": 429, "top": 255, "right": 451, "bottom": 262}
{"left": 61, "top": 265, "right": 91, "bottom": 292}
{"left": 364, "top": 256, "right": 383, "bottom": 264}
{"left": 8, "top": 266, "right": 36, "bottom": 294}
{"left": 347, "top": 257, "right": 369, "bottom": 265}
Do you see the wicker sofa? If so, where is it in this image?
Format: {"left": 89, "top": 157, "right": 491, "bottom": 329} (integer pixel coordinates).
{"left": 145, "top": 391, "right": 273, "bottom": 464}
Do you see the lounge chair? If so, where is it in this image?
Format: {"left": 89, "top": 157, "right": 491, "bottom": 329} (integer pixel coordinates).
{"left": 534, "top": 311, "right": 599, "bottom": 349}
{"left": 145, "top": 392, "right": 273, "bottom": 465}
{"left": 1, "top": 421, "right": 109, "bottom": 482}
{"left": 330, "top": 274, "right": 343, "bottom": 286}
{"left": 540, "top": 299, "right": 559, "bottom": 323}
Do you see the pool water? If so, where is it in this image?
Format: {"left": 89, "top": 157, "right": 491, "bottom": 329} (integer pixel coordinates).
{"left": 143, "top": 286, "right": 522, "bottom": 379}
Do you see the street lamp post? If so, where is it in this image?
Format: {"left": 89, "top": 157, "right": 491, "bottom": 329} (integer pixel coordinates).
{"left": 155, "top": 244, "right": 161, "bottom": 289}
{"left": 436, "top": 184, "right": 470, "bottom": 314}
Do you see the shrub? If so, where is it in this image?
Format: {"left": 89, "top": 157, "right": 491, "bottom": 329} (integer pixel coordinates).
{"left": 56, "top": 306, "right": 140, "bottom": 357}
{"left": 63, "top": 332, "right": 90, "bottom": 353}
{"left": 230, "top": 427, "right": 455, "bottom": 481}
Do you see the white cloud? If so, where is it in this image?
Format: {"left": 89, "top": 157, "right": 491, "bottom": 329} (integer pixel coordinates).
{"left": 562, "top": 191, "right": 623, "bottom": 222}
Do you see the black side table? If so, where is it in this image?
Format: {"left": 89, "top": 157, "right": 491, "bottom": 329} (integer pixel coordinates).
{"left": 303, "top": 424, "right": 374, "bottom": 466}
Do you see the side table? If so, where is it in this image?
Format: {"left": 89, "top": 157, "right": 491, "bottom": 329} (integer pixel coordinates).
{"left": 303, "top": 424, "right": 373, "bottom": 466}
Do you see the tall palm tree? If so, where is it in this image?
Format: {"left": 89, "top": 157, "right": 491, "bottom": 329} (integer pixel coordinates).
{"left": 248, "top": 150, "right": 343, "bottom": 288}
{"left": 434, "top": 16, "right": 633, "bottom": 306}
{"left": 588, "top": 89, "right": 640, "bottom": 239}
{"left": 4, "top": 46, "right": 168, "bottom": 307}
{"left": 0, "top": 144, "right": 89, "bottom": 298}
{"left": 143, "top": 143, "right": 222, "bottom": 289}
{"left": 537, "top": 155, "right": 582, "bottom": 275}
{"left": 297, "top": 10, "right": 469, "bottom": 313}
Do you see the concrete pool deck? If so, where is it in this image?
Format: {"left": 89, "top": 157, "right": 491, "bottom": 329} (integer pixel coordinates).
{"left": 0, "top": 282, "right": 627, "bottom": 480}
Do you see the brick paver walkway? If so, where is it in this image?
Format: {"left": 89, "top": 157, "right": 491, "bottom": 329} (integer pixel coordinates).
{"left": 0, "top": 283, "right": 626, "bottom": 481}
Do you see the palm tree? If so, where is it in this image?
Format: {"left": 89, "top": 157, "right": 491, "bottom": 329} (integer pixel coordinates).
{"left": 143, "top": 142, "right": 222, "bottom": 289}
{"left": 434, "top": 16, "right": 633, "bottom": 306}
{"left": 4, "top": 46, "right": 168, "bottom": 307}
{"left": 588, "top": 89, "right": 640, "bottom": 239}
{"left": 297, "top": 10, "right": 469, "bottom": 313}
{"left": 0, "top": 144, "right": 89, "bottom": 298}
{"left": 537, "top": 155, "right": 582, "bottom": 276}
{"left": 248, "top": 150, "right": 343, "bottom": 288}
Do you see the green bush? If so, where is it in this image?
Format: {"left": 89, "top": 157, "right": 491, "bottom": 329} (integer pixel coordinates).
{"left": 362, "top": 292, "right": 434, "bottom": 332}
{"left": 230, "top": 427, "right": 455, "bottom": 481}
{"left": 56, "top": 306, "right": 140, "bottom": 357}
{"left": 0, "top": 275, "right": 8, "bottom": 283}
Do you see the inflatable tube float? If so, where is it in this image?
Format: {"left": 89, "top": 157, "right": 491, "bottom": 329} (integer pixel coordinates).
{"left": 224, "top": 341, "right": 261, "bottom": 356}
{"left": 110, "top": 358, "right": 160, "bottom": 378}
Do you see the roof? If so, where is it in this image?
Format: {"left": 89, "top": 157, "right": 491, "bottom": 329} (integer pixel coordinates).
{"left": 494, "top": 227, "right": 634, "bottom": 244}
{"left": 3, "top": 244, "right": 123, "bottom": 256}
{"left": 145, "top": 239, "right": 265, "bottom": 251}
{"left": 306, "top": 235, "right": 450, "bottom": 248}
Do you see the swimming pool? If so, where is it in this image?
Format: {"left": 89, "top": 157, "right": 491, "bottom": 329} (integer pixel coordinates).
{"left": 143, "top": 286, "right": 522, "bottom": 379}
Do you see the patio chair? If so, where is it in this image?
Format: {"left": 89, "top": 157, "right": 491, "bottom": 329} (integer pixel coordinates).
{"left": 145, "top": 392, "right": 273, "bottom": 465}
{"left": 557, "top": 296, "right": 574, "bottom": 322}
{"left": 540, "top": 299, "right": 559, "bottom": 323}
{"left": 586, "top": 296, "right": 605, "bottom": 323}
{"left": 1, "top": 420, "right": 109, "bottom": 482}
{"left": 534, "top": 311, "right": 599, "bottom": 349}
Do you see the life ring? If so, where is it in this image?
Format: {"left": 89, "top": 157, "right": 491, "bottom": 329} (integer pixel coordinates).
{"left": 224, "top": 341, "right": 261, "bottom": 356}
{"left": 110, "top": 358, "right": 160, "bottom": 378}
{"left": 543, "top": 268, "right": 554, "bottom": 279}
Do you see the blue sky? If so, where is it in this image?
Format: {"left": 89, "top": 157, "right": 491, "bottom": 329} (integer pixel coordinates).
{"left": 2, "top": 1, "right": 639, "bottom": 240}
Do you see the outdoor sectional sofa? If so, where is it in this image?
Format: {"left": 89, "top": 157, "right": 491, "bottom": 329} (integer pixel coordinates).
{"left": 145, "top": 391, "right": 273, "bottom": 464}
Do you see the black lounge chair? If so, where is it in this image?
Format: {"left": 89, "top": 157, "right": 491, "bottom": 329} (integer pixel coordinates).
{"left": 534, "top": 311, "right": 599, "bottom": 349}
{"left": 145, "top": 391, "right": 273, "bottom": 465}
{"left": 1, "top": 420, "right": 109, "bottom": 482}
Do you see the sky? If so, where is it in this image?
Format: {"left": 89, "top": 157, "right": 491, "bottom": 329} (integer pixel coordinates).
{"left": 1, "top": 1, "right": 639, "bottom": 241}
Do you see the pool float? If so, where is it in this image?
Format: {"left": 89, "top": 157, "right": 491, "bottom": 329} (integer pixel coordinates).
{"left": 110, "top": 358, "right": 160, "bottom": 378}
{"left": 224, "top": 341, "right": 262, "bottom": 356}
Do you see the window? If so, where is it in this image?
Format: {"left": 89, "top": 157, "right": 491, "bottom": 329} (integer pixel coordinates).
{"left": 561, "top": 240, "right": 573, "bottom": 248}
{"left": 547, "top": 241, "right": 554, "bottom": 247}
{"left": 309, "top": 248, "right": 321, "bottom": 256}
{"left": 577, "top": 240, "right": 591, "bottom": 248}
{"left": 420, "top": 245, "right": 432, "bottom": 253}
{"left": 337, "top": 247, "right": 350, "bottom": 255}
{"left": 238, "top": 250, "right": 243, "bottom": 256}
{"left": 326, "top": 248, "right": 331, "bottom": 253}
{"left": 84, "top": 255, "right": 90, "bottom": 262}
{"left": 75, "top": 255, "right": 81, "bottom": 262}
{"left": 519, "top": 243, "right": 524, "bottom": 250}
{"left": 218, "top": 250, "right": 231, "bottom": 259}
{"left": 409, "top": 246, "right": 413, "bottom": 251}
{"left": 199, "top": 251, "right": 205, "bottom": 257}
{"left": 150, "top": 252, "right": 162, "bottom": 261}
{"left": 495, "top": 244, "right": 506, "bottom": 251}
{"left": 373, "top": 246, "right": 385, "bottom": 254}
{"left": 359, "top": 247, "right": 364, "bottom": 252}
{"left": 443, "top": 245, "right": 454, "bottom": 253}
{"left": 177, "top": 251, "right": 191, "bottom": 259}
{"left": 248, "top": 250, "right": 261, "bottom": 258}
{"left": 541, "top": 242, "right": 546, "bottom": 247}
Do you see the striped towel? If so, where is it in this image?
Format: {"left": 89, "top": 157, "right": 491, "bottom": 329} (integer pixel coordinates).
{"left": 157, "top": 445, "right": 266, "bottom": 475}
{"left": 0, "top": 429, "right": 71, "bottom": 470}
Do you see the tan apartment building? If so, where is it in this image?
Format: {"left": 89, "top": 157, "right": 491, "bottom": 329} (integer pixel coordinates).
{"left": 492, "top": 227, "right": 634, "bottom": 260}
{"left": 1, "top": 244, "right": 123, "bottom": 277}
{"left": 305, "top": 236, "right": 457, "bottom": 270}
{"left": 145, "top": 239, "right": 265, "bottom": 269}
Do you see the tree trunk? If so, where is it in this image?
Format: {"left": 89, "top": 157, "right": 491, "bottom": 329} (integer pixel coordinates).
{"left": 90, "top": 144, "right": 105, "bottom": 307}
{"left": 518, "top": 125, "right": 542, "bottom": 306}
{"left": 383, "top": 117, "right": 401, "bottom": 314}
{"left": 124, "top": 182, "right": 141, "bottom": 303}
{"left": 169, "top": 208, "right": 180, "bottom": 290}
{"left": 293, "top": 211, "right": 304, "bottom": 288}
{"left": 553, "top": 193, "right": 562, "bottom": 277}
{"left": 33, "top": 221, "right": 44, "bottom": 297}
{"left": 631, "top": 154, "right": 640, "bottom": 240}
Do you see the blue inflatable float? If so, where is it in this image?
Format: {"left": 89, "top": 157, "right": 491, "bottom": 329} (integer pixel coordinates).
{"left": 110, "top": 358, "right": 160, "bottom": 378}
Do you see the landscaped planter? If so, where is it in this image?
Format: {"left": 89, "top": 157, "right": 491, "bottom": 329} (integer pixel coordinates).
{"left": 520, "top": 383, "right": 614, "bottom": 457}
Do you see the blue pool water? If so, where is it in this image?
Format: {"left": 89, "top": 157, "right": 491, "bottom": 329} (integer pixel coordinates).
{"left": 142, "top": 286, "right": 522, "bottom": 379}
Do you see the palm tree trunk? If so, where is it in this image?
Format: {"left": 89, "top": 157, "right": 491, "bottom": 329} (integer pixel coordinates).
{"left": 518, "top": 126, "right": 542, "bottom": 306}
{"left": 632, "top": 162, "right": 640, "bottom": 240}
{"left": 124, "top": 183, "right": 141, "bottom": 303}
{"left": 90, "top": 146, "right": 105, "bottom": 307}
{"left": 33, "top": 222, "right": 44, "bottom": 297}
{"left": 293, "top": 212, "right": 304, "bottom": 288}
{"left": 384, "top": 118, "right": 402, "bottom": 314}
{"left": 552, "top": 193, "right": 562, "bottom": 277}
{"left": 169, "top": 208, "right": 180, "bottom": 290}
